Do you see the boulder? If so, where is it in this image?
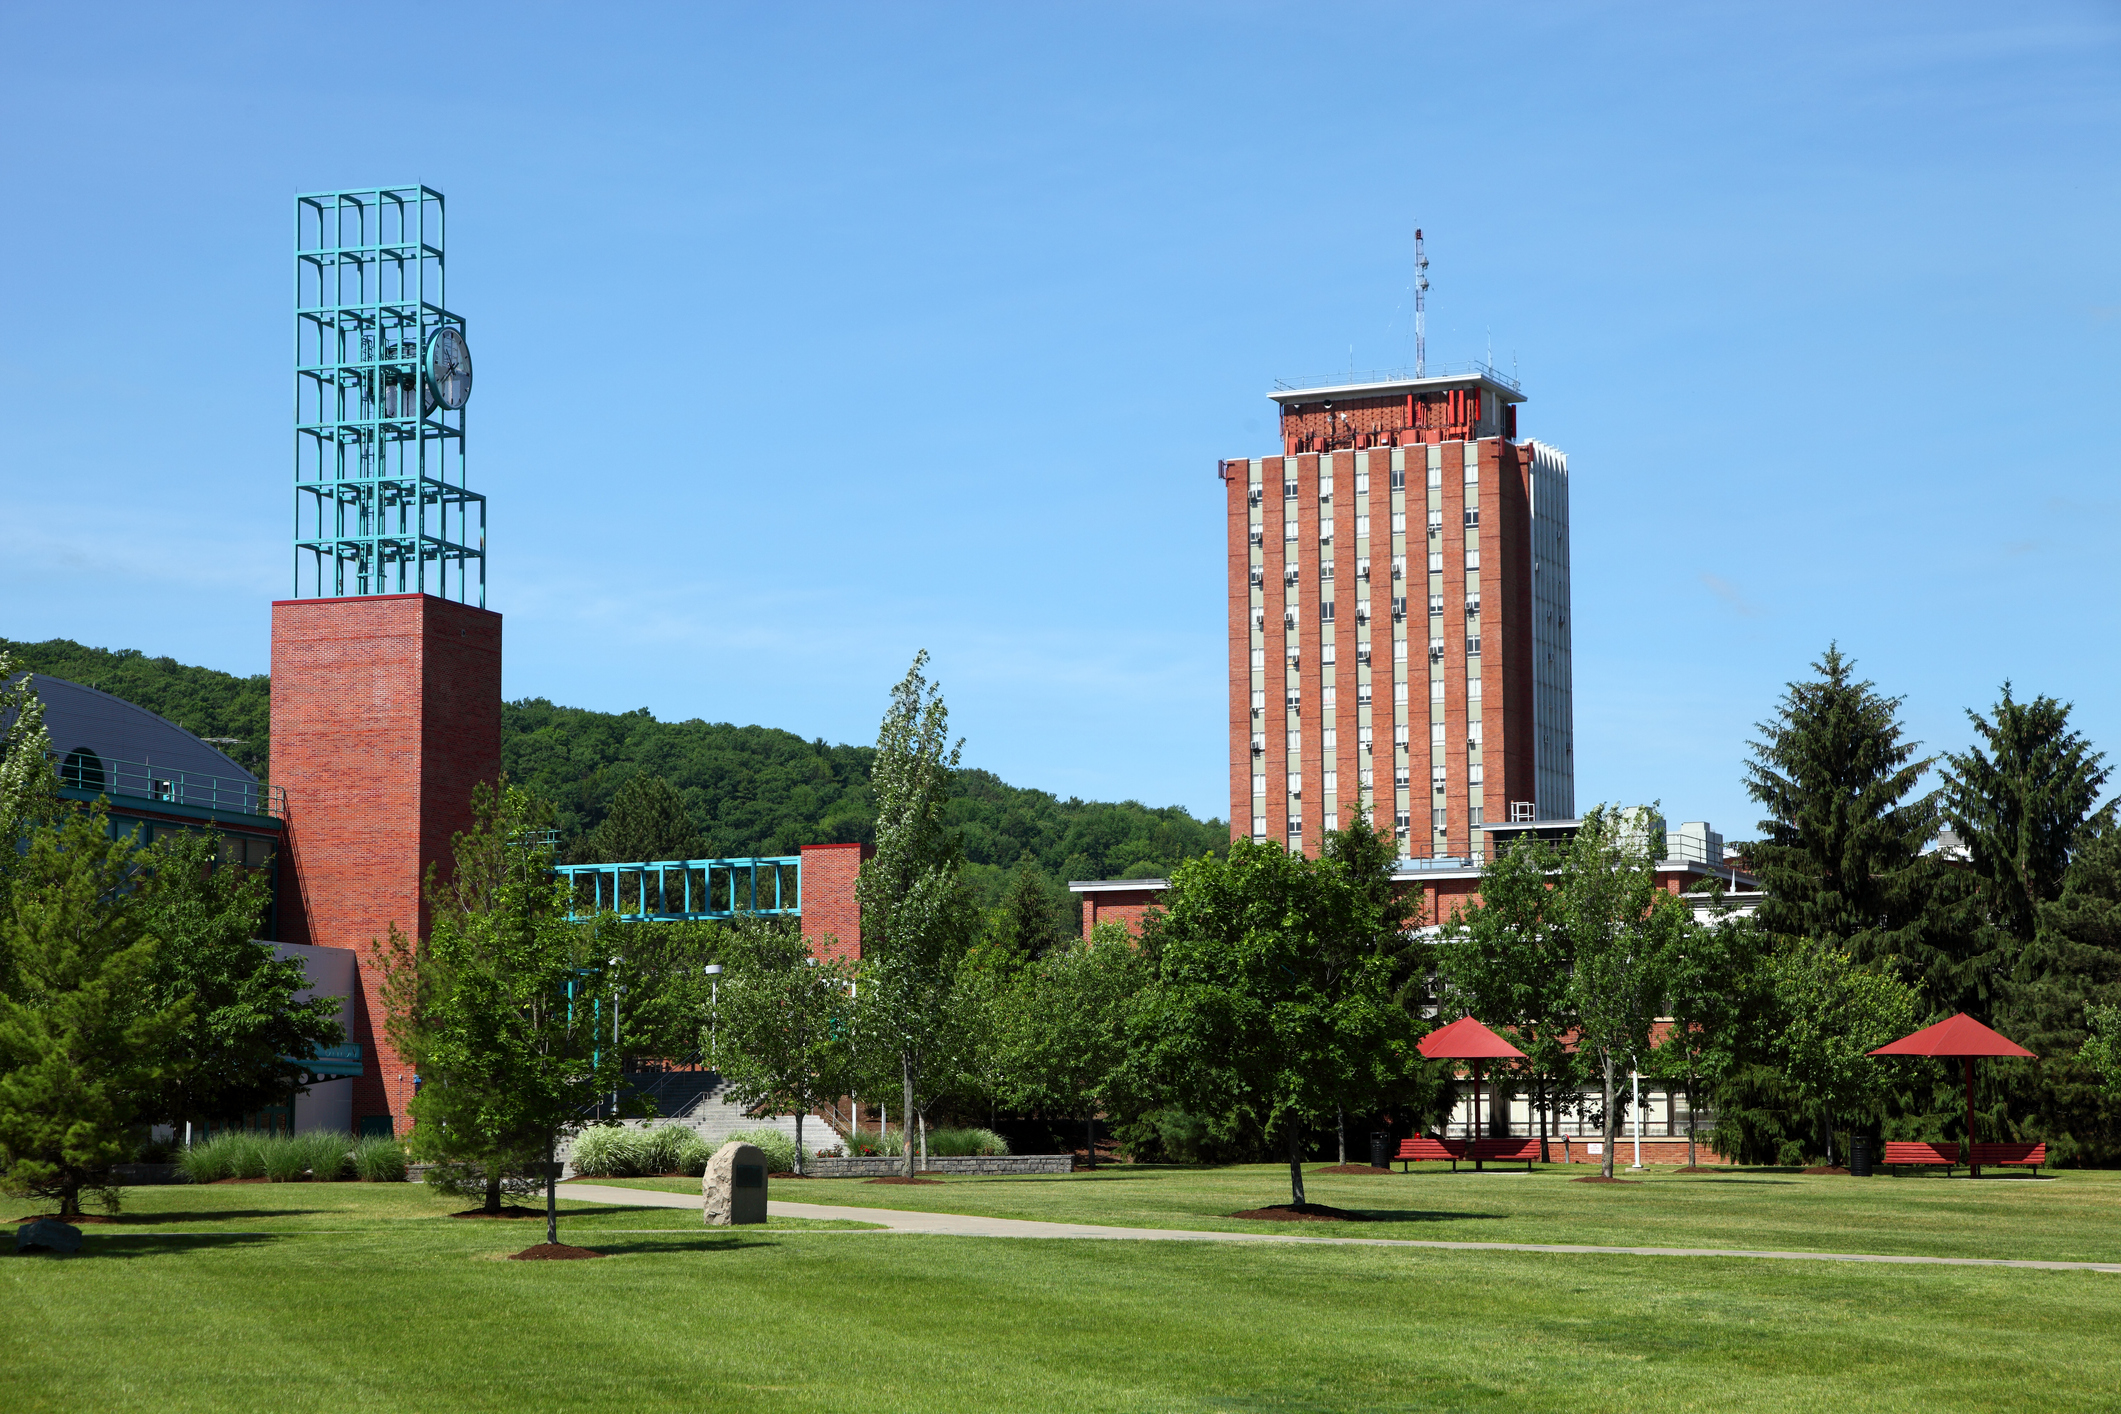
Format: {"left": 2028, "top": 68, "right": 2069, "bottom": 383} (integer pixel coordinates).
{"left": 15, "top": 1219, "right": 83, "bottom": 1256}
{"left": 702, "top": 1141, "right": 769, "bottom": 1227}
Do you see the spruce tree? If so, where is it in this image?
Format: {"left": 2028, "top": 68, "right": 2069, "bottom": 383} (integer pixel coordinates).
{"left": 994, "top": 861, "right": 1066, "bottom": 959}
{"left": 1741, "top": 646, "right": 1957, "bottom": 1007}
{"left": 0, "top": 807, "right": 188, "bottom": 1218}
{"left": 572, "top": 772, "right": 703, "bottom": 865}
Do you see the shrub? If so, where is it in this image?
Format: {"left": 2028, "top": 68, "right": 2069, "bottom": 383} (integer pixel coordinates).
{"left": 846, "top": 1129, "right": 898, "bottom": 1157}
{"left": 568, "top": 1126, "right": 637, "bottom": 1178}
{"left": 724, "top": 1126, "right": 812, "bottom": 1174}
{"left": 927, "top": 1127, "right": 1010, "bottom": 1157}
{"left": 350, "top": 1137, "right": 408, "bottom": 1182}
{"left": 177, "top": 1135, "right": 235, "bottom": 1184}
{"left": 635, "top": 1125, "right": 712, "bottom": 1176}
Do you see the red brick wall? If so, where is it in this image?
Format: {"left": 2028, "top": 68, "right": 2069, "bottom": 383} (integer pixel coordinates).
{"left": 1080, "top": 888, "right": 1164, "bottom": 940}
{"left": 1225, "top": 460, "right": 1253, "bottom": 844}
{"left": 270, "top": 593, "right": 503, "bottom": 1136}
{"left": 799, "top": 843, "right": 871, "bottom": 961}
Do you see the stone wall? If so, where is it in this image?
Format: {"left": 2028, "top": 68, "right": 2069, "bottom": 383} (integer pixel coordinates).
{"left": 803, "top": 1154, "right": 1073, "bottom": 1178}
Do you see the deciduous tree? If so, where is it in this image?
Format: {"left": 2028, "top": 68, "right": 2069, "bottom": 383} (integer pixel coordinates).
{"left": 716, "top": 917, "right": 853, "bottom": 1175}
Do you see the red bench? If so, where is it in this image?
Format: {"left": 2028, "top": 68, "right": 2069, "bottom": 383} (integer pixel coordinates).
{"left": 1883, "top": 1141, "right": 1958, "bottom": 1175}
{"left": 1971, "top": 1142, "right": 2046, "bottom": 1173}
{"left": 1470, "top": 1137, "right": 1542, "bottom": 1171}
{"left": 1396, "top": 1136, "right": 1469, "bottom": 1172}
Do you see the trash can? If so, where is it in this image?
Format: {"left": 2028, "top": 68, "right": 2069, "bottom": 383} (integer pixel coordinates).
{"left": 1370, "top": 1132, "right": 1393, "bottom": 1171}
{"left": 1850, "top": 1136, "right": 1872, "bottom": 1177}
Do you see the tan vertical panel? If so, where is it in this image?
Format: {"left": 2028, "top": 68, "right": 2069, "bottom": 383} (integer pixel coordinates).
{"left": 1294, "top": 453, "right": 1326, "bottom": 856}
{"left": 1261, "top": 457, "right": 1288, "bottom": 847}
{"left": 1226, "top": 459, "right": 1254, "bottom": 843}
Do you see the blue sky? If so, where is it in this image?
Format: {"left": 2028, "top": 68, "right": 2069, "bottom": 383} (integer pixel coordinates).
{"left": 3, "top": 3, "right": 2117, "bottom": 840}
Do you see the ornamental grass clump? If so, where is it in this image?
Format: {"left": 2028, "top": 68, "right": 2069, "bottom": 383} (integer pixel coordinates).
{"left": 726, "top": 1126, "right": 812, "bottom": 1174}
{"left": 350, "top": 1136, "right": 408, "bottom": 1182}
{"left": 926, "top": 1127, "right": 1010, "bottom": 1157}
{"left": 297, "top": 1131, "right": 354, "bottom": 1181}
{"left": 176, "top": 1135, "right": 236, "bottom": 1184}
{"left": 567, "top": 1126, "right": 634, "bottom": 1178}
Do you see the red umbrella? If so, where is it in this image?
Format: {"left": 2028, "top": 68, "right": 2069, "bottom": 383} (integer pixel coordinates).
{"left": 1869, "top": 1013, "right": 2036, "bottom": 1177}
{"left": 1420, "top": 1017, "right": 1527, "bottom": 1169}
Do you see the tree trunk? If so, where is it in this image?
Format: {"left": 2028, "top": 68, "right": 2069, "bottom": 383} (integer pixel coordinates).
{"left": 1337, "top": 1106, "right": 1347, "bottom": 1166}
{"left": 1600, "top": 1050, "right": 1617, "bottom": 1180}
{"left": 59, "top": 1182, "right": 81, "bottom": 1220}
{"left": 545, "top": 1137, "right": 557, "bottom": 1247}
{"left": 1824, "top": 1103, "right": 1835, "bottom": 1168}
{"left": 485, "top": 1161, "right": 504, "bottom": 1216}
{"left": 900, "top": 1055, "right": 916, "bottom": 1179}
{"left": 794, "top": 1110, "right": 805, "bottom": 1177}
{"left": 1085, "top": 1114, "right": 1097, "bottom": 1169}
{"left": 1287, "top": 1126, "right": 1307, "bottom": 1207}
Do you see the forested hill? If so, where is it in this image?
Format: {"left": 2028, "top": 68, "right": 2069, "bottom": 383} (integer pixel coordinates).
{"left": 2, "top": 638, "right": 1230, "bottom": 895}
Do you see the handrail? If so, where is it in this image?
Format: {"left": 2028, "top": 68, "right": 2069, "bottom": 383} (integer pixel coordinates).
{"left": 50, "top": 752, "right": 284, "bottom": 820}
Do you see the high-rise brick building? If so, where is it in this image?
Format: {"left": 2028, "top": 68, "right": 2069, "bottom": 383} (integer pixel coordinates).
{"left": 1224, "top": 369, "right": 1573, "bottom": 859}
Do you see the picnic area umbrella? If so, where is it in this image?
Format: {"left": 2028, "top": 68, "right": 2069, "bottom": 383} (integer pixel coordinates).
{"left": 1419, "top": 1017, "right": 1527, "bottom": 1168}
{"left": 1869, "top": 1013, "right": 2036, "bottom": 1177}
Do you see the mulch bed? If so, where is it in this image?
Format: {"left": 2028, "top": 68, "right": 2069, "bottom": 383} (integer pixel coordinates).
{"left": 1802, "top": 1166, "right": 1852, "bottom": 1176}
{"left": 508, "top": 1243, "right": 604, "bottom": 1260}
{"left": 451, "top": 1206, "right": 548, "bottom": 1219}
{"left": 10, "top": 1214, "right": 118, "bottom": 1224}
{"left": 1230, "top": 1203, "right": 1369, "bottom": 1222}
{"left": 1570, "top": 1175, "right": 1642, "bottom": 1184}
{"left": 1313, "top": 1164, "right": 1391, "bottom": 1176}
{"left": 865, "top": 1176, "right": 942, "bottom": 1185}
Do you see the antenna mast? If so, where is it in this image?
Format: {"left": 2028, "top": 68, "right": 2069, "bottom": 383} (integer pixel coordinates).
{"left": 1413, "top": 228, "right": 1430, "bottom": 378}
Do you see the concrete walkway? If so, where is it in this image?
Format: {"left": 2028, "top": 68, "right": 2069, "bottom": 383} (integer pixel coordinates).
{"left": 551, "top": 1183, "right": 2121, "bottom": 1274}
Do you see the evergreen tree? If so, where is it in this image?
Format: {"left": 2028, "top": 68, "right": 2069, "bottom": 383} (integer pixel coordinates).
{"left": 0, "top": 807, "right": 188, "bottom": 1218}
{"left": 854, "top": 653, "right": 980, "bottom": 1176}
{"left": 570, "top": 772, "right": 703, "bottom": 865}
{"left": 992, "top": 860, "right": 1067, "bottom": 959}
{"left": 1940, "top": 685, "right": 2110, "bottom": 946}
{"left": 0, "top": 656, "right": 57, "bottom": 947}
{"left": 1741, "top": 646, "right": 1959, "bottom": 1009}
{"left": 137, "top": 830, "right": 343, "bottom": 1132}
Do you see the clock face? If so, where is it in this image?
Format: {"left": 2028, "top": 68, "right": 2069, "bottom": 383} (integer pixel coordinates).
{"left": 424, "top": 327, "right": 473, "bottom": 412}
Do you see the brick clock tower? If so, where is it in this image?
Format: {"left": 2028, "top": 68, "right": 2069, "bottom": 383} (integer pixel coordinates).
{"left": 274, "top": 187, "right": 494, "bottom": 1137}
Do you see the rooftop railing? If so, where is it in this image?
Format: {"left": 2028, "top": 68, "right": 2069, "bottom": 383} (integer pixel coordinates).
{"left": 1272, "top": 360, "right": 1523, "bottom": 396}
{"left": 52, "top": 752, "right": 284, "bottom": 820}
{"left": 556, "top": 856, "right": 801, "bottom": 923}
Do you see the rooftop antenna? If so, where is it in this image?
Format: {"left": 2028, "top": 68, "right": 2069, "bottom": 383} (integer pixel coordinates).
{"left": 1413, "top": 228, "right": 1430, "bottom": 377}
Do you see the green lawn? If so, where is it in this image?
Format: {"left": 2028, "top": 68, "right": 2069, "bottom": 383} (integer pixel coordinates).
{"left": 601, "top": 1162, "right": 2121, "bottom": 1264}
{"left": 5, "top": 1180, "right": 2120, "bottom": 1414}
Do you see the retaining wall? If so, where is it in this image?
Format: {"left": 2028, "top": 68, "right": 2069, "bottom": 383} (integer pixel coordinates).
{"left": 803, "top": 1155, "right": 1074, "bottom": 1178}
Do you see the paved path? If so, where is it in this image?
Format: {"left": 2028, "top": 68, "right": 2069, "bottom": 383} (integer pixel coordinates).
{"left": 551, "top": 1183, "right": 2121, "bottom": 1274}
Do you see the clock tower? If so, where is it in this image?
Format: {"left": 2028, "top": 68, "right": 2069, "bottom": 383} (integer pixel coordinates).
{"left": 272, "top": 186, "right": 502, "bottom": 1137}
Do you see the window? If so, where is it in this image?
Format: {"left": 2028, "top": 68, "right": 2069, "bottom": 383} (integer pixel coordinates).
{"left": 1319, "top": 476, "right": 1333, "bottom": 497}
{"left": 1391, "top": 556, "right": 1406, "bottom": 580}
{"left": 1358, "top": 726, "right": 1374, "bottom": 746}
{"left": 1322, "top": 685, "right": 1336, "bottom": 708}
{"left": 1252, "top": 774, "right": 1266, "bottom": 796}
{"left": 1463, "top": 507, "right": 1480, "bottom": 528}
{"left": 1284, "top": 609, "right": 1296, "bottom": 630}
{"left": 1251, "top": 690, "right": 1265, "bottom": 713}
{"left": 1319, "top": 520, "right": 1333, "bottom": 544}
{"left": 1426, "top": 508, "right": 1443, "bottom": 531}
{"left": 1355, "top": 604, "right": 1370, "bottom": 625}
{"left": 1322, "top": 643, "right": 1335, "bottom": 666}
{"left": 1390, "top": 467, "right": 1406, "bottom": 490}
{"left": 1284, "top": 566, "right": 1298, "bottom": 586}
{"left": 1433, "top": 808, "right": 1449, "bottom": 829}
{"left": 1429, "top": 551, "right": 1443, "bottom": 572}
{"left": 1468, "top": 764, "right": 1484, "bottom": 786}
{"left": 1467, "top": 720, "right": 1482, "bottom": 743}
{"left": 1465, "top": 596, "right": 1480, "bottom": 617}
{"left": 1320, "top": 562, "right": 1334, "bottom": 583}
{"left": 1357, "top": 682, "right": 1372, "bottom": 705}
{"left": 1467, "top": 635, "right": 1481, "bottom": 657}
{"left": 1427, "top": 463, "right": 1442, "bottom": 489}
{"left": 1285, "top": 522, "right": 1299, "bottom": 542}
{"left": 1249, "top": 526, "right": 1263, "bottom": 546}
{"left": 1322, "top": 728, "right": 1336, "bottom": 749}
{"left": 1431, "top": 678, "right": 1445, "bottom": 701}
{"left": 1464, "top": 547, "right": 1480, "bottom": 570}
{"left": 1251, "top": 608, "right": 1265, "bottom": 630}
{"left": 1393, "top": 725, "right": 1410, "bottom": 745}
{"left": 1251, "top": 734, "right": 1265, "bottom": 754}
{"left": 1429, "top": 641, "right": 1444, "bottom": 664}
{"left": 1287, "top": 730, "right": 1301, "bottom": 752}
{"left": 1432, "top": 721, "right": 1447, "bottom": 745}
{"left": 1393, "top": 681, "right": 1409, "bottom": 702}
{"left": 1357, "top": 645, "right": 1372, "bottom": 665}
{"left": 1288, "top": 817, "right": 1303, "bottom": 836}
{"left": 1323, "top": 771, "right": 1338, "bottom": 793}
{"left": 1286, "top": 690, "right": 1301, "bottom": 709}
{"left": 1394, "top": 766, "right": 1411, "bottom": 788}
{"left": 1391, "top": 597, "right": 1406, "bottom": 621}
{"left": 1284, "top": 479, "right": 1299, "bottom": 499}
{"left": 1355, "top": 515, "right": 1370, "bottom": 538}
{"left": 1248, "top": 487, "right": 1262, "bottom": 508}
{"left": 1251, "top": 649, "right": 1265, "bottom": 669}
{"left": 1355, "top": 473, "right": 1370, "bottom": 495}
{"left": 1470, "top": 804, "right": 1484, "bottom": 826}
{"left": 1287, "top": 773, "right": 1302, "bottom": 798}
{"left": 1428, "top": 594, "right": 1443, "bottom": 616}
{"left": 1395, "top": 811, "right": 1412, "bottom": 830}
{"left": 1357, "top": 557, "right": 1371, "bottom": 581}
{"left": 1433, "top": 765, "right": 1448, "bottom": 790}
{"left": 1249, "top": 567, "right": 1263, "bottom": 588}
{"left": 1359, "top": 768, "right": 1374, "bottom": 787}
{"left": 1391, "top": 512, "right": 1406, "bottom": 534}
{"left": 1393, "top": 638, "right": 1408, "bottom": 660}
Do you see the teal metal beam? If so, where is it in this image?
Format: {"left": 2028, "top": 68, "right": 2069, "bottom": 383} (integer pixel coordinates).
{"left": 555, "top": 856, "right": 803, "bottom": 923}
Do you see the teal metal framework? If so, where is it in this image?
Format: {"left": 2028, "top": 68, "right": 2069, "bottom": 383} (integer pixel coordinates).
{"left": 556, "top": 856, "right": 802, "bottom": 923}
{"left": 294, "top": 185, "right": 484, "bottom": 604}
